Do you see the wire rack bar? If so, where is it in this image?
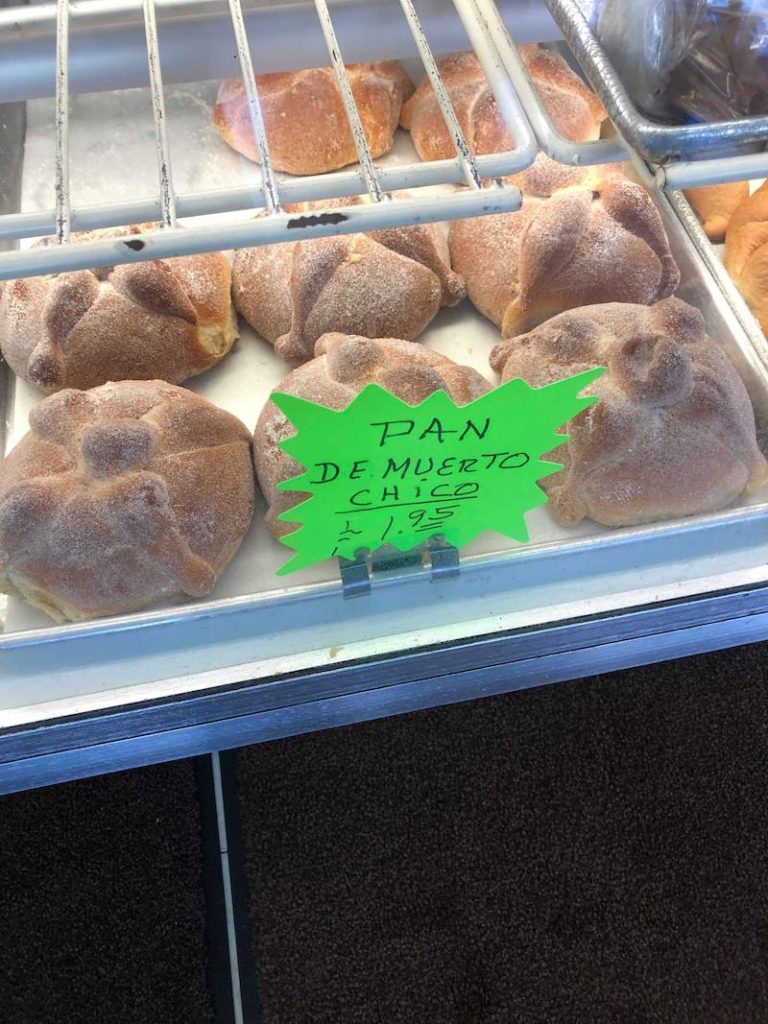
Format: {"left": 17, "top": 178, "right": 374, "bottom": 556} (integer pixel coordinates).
{"left": 0, "top": 0, "right": 557, "bottom": 276}
{"left": 0, "top": 0, "right": 562, "bottom": 103}
{"left": 397, "top": 0, "right": 483, "bottom": 190}
{"left": 0, "top": 146, "right": 535, "bottom": 245}
{"left": 658, "top": 152, "right": 768, "bottom": 192}
{"left": 452, "top": 0, "right": 536, "bottom": 170}
{"left": 54, "top": 0, "right": 71, "bottom": 243}
{"left": 313, "top": 0, "right": 384, "bottom": 203}
{"left": 0, "top": 187, "right": 521, "bottom": 281}
{"left": 227, "top": 0, "right": 280, "bottom": 215}
{"left": 142, "top": 0, "right": 176, "bottom": 227}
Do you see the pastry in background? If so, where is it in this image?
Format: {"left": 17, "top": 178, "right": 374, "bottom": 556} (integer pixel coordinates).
{"left": 214, "top": 62, "right": 413, "bottom": 174}
{"left": 449, "top": 162, "right": 680, "bottom": 338}
{"left": 233, "top": 199, "right": 466, "bottom": 364}
{"left": 254, "top": 333, "right": 490, "bottom": 536}
{"left": 400, "top": 46, "right": 606, "bottom": 161}
{"left": 725, "top": 180, "right": 768, "bottom": 334}
{"left": 490, "top": 297, "right": 768, "bottom": 528}
{"left": 0, "top": 380, "right": 255, "bottom": 622}
{"left": 684, "top": 181, "right": 749, "bottom": 243}
{"left": 0, "top": 226, "right": 237, "bottom": 394}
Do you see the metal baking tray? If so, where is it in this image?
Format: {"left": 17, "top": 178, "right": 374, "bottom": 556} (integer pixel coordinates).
{"left": 5, "top": 61, "right": 768, "bottom": 732}
{"left": 543, "top": 0, "right": 768, "bottom": 165}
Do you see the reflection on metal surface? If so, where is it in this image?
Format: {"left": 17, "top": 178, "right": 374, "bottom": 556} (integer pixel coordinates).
{"left": 546, "top": 0, "right": 768, "bottom": 168}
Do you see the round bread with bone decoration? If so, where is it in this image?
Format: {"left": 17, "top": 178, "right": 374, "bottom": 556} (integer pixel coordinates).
{"left": 449, "top": 159, "right": 680, "bottom": 338}
{"left": 0, "top": 226, "right": 237, "bottom": 394}
{"left": 489, "top": 298, "right": 768, "bottom": 528}
{"left": 0, "top": 380, "right": 255, "bottom": 622}
{"left": 233, "top": 198, "right": 466, "bottom": 365}
{"left": 400, "top": 46, "right": 606, "bottom": 161}
{"left": 214, "top": 61, "right": 413, "bottom": 174}
{"left": 254, "top": 333, "right": 491, "bottom": 536}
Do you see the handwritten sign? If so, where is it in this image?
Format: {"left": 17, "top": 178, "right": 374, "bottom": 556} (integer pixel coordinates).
{"left": 273, "top": 368, "right": 603, "bottom": 575}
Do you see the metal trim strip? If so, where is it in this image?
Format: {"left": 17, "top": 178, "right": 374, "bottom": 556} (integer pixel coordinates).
{"left": 2, "top": 582, "right": 768, "bottom": 794}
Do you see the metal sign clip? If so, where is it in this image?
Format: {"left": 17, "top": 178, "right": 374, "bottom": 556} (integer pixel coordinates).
{"left": 338, "top": 538, "right": 461, "bottom": 599}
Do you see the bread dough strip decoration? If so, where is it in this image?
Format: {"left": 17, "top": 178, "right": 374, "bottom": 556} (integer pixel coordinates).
{"left": 272, "top": 368, "right": 604, "bottom": 575}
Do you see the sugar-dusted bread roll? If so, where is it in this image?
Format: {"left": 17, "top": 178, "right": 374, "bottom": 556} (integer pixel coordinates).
{"left": 449, "top": 161, "right": 680, "bottom": 337}
{"left": 400, "top": 46, "right": 606, "bottom": 161}
{"left": 725, "top": 180, "right": 768, "bottom": 334}
{"left": 214, "top": 62, "right": 413, "bottom": 174}
{"left": 684, "top": 181, "right": 749, "bottom": 243}
{"left": 506, "top": 151, "right": 625, "bottom": 198}
{"left": 233, "top": 199, "right": 465, "bottom": 364}
{"left": 0, "top": 381, "right": 255, "bottom": 622}
{"left": 490, "top": 298, "right": 768, "bottom": 528}
{"left": 254, "top": 333, "right": 491, "bottom": 536}
{"left": 0, "top": 226, "right": 237, "bottom": 394}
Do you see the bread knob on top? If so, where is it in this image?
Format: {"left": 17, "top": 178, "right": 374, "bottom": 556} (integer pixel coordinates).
{"left": 0, "top": 226, "right": 238, "bottom": 394}
{"left": 0, "top": 381, "right": 255, "bottom": 622}
{"left": 214, "top": 62, "right": 413, "bottom": 175}
{"left": 254, "top": 333, "right": 491, "bottom": 537}
{"left": 400, "top": 46, "right": 606, "bottom": 162}
{"left": 449, "top": 159, "right": 680, "bottom": 338}
{"left": 233, "top": 199, "right": 466, "bottom": 365}
{"left": 490, "top": 298, "right": 768, "bottom": 528}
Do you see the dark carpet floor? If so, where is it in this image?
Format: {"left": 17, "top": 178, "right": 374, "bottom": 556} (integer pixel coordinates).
{"left": 236, "top": 642, "right": 768, "bottom": 1024}
{"left": 0, "top": 760, "right": 213, "bottom": 1024}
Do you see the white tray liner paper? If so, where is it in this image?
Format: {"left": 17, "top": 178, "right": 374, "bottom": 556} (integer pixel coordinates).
{"left": 5, "top": 78, "right": 768, "bottom": 635}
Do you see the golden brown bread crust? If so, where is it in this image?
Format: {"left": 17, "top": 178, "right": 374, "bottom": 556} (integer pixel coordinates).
{"left": 684, "top": 181, "right": 749, "bottom": 243}
{"left": 0, "top": 226, "right": 238, "bottom": 394}
{"left": 0, "top": 380, "right": 255, "bottom": 622}
{"left": 505, "top": 152, "right": 625, "bottom": 198}
{"left": 214, "top": 62, "right": 413, "bottom": 174}
{"left": 254, "top": 333, "right": 491, "bottom": 536}
{"left": 233, "top": 201, "right": 466, "bottom": 364}
{"left": 489, "top": 298, "right": 768, "bottom": 528}
{"left": 449, "top": 162, "right": 680, "bottom": 337}
{"left": 400, "top": 47, "right": 606, "bottom": 161}
{"left": 725, "top": 181, "right": 768, "bottom": 335}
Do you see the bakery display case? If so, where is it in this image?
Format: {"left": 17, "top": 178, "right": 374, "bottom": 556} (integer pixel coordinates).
{"left": 3, "top": 0, "right": 768, "bottom": 797}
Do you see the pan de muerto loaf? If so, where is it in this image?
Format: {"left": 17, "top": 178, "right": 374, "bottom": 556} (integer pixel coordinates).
{"left": 725, "top": 180, "right": 768, "bottom": 335}
{"left": 449, "top": 163, "right": 680, "bottom": 337}
{"left": 489, "top": 298, "right": 768, "bottom": 528}
{"left": 0, "top": 381, "right": 255, "bottom": 622}
{"left": 684, "top": 180, "right": 748, "bottom": 243}
{"left": 214, "top": 62, "right": 413, "bottom": 174}
{"left": 400, "top": 46, "right": 606, "bottom": 162}
{"left": 0, "top": 226, "right": 237, "bottom": 394}
{"left": 233, "top": 200, "right": 466, "bottom": 364}
{"left": 254, "top": 333, "right": 491, "bottom": 536}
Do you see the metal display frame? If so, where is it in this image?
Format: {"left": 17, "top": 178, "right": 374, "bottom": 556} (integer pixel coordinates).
{"left": 545, "top": 0, "right": 768, "bottom": 189}
{"left": 3, "top": 0, "right": 768, "bottom": 795}
{"left": 4, "top": 582, "right": 768, "bottom": 794}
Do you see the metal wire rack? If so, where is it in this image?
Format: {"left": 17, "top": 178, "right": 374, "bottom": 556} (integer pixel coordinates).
{"left": 0, "top": 0, "right": 532, "bottom": 280}
{"left": 1, "top": 0, "right": 763, "bottom": 288}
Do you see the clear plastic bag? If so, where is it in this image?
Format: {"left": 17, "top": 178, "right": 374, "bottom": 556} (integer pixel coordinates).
{"left": 594, "top": 0, "right": 768, "bottom": 124}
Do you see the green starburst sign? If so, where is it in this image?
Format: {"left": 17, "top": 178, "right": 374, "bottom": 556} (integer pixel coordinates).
{"left": 273, "top": 367, "right": 604, "bottom": 575}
